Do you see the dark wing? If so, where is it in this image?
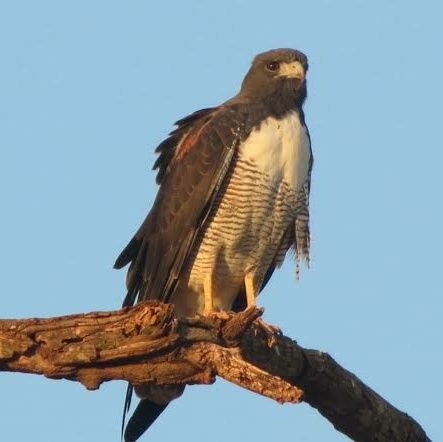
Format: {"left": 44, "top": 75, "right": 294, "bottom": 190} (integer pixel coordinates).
{"left": 114, "top": 105, "right": 247, "bottom": 307}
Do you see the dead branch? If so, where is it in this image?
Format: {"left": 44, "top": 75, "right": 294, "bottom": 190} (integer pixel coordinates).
{"left": 0, "top": 301, "right": 430, "bottom": 442}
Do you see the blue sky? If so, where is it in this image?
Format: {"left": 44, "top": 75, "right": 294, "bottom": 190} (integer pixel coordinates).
{"left": 1, "top": 1, "right": 442, "bottom": 441}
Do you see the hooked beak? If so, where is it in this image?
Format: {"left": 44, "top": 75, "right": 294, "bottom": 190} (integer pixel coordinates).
{"left": 279, "top": 61, "right": 305, "bottom": 80}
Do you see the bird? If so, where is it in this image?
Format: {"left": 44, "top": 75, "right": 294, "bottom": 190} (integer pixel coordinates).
{"left": 114, "top": 47, "right": 313, "bottom": 441}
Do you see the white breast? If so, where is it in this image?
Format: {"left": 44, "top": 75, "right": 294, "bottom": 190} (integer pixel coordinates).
{"left": 239, "top": 111, "right": 311, "bottom": 192}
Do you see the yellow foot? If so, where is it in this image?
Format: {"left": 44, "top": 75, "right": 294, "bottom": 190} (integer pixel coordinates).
{"left": 201, "top": 309, "right": 231, "bottom": 321}
{"left": 257, "top": 318, "right": 282, "bottom": 347}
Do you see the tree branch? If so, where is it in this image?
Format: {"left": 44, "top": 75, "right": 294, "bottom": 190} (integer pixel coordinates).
{"left": 0, "top": 301, "right": 430, "bottom": 442}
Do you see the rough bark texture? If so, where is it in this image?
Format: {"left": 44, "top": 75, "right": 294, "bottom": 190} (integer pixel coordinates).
{"left": 0, "top": 301, "right": 430, "bottom": 442}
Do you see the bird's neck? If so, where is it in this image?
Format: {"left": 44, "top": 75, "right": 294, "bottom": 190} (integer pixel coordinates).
{"left": 237, "top": 86, "right": 306, "bottom": 121}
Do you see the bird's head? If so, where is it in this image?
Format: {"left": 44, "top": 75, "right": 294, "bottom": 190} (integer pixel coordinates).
{"left": 240, "top": 48, "right": 308, "bottom": 108}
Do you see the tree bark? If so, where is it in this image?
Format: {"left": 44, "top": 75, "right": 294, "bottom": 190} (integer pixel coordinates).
{"left": 0, "top": 301, "right": 430, "bottom": 442}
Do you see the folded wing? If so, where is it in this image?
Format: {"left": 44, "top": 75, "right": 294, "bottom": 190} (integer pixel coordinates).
{"left": 114, "top": 106, "right": 247, "bottom": 307}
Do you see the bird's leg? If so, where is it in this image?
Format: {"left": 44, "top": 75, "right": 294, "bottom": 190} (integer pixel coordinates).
{"left": 244, "top": 273, "right": 257, "bottom": 308}
{"left": 245, "top": 272, "right": 281, "bottom": 347}
{"left": 202, "top": 273, "right": 230, "bottom": 320}
{"left": 203, "top": 273, "right": 214, "bottom": 314}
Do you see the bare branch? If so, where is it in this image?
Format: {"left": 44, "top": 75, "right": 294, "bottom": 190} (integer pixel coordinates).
{"left": 0, "top": 301, "right": 430, "bottom": 442}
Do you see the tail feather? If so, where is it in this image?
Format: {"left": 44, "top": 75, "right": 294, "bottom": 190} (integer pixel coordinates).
{"left": 121, "top": 384, "right": 134, "bottom": 440}
{"left": 123, "top": 399, "right": 168, "bottom": 442}
{"left": 116, "top": 220, "right": 168, "bottom": 441}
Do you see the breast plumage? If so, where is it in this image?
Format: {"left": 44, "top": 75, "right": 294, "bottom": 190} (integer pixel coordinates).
{"left": 171, "top": 110, "right": 311, "bottom": 316}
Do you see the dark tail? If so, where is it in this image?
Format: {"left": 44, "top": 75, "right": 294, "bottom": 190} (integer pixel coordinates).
{"left": 123, "top": 398, "right": 168, "bottom": 442}
{"left": 116, "top": 224, "right": 168, "bottom": 440}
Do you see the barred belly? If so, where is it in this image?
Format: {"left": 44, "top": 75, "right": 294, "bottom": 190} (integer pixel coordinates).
{"left": 171, "top": 112, "right": 311, "bottom": 316}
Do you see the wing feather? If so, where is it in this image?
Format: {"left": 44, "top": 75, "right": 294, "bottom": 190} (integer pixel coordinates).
{"left": 153, "top": 107, "right": 216, "bottom": 184}
{"left": 115, "top": 105, "right": 246, "bottom": 306}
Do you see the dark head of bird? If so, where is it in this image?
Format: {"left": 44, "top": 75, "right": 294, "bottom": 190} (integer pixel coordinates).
{"left": 239, "top": 48, "right": 308, "bottom": 112}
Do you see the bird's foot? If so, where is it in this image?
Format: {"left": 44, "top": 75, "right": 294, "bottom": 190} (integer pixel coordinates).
{"left": 256, "top": 318, "right": 282, "bottom": 347}
{"left": 201, "top": 309, "right": 231, "bottom": 321}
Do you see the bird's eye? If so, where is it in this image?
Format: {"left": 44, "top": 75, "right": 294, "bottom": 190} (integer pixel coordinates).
{"left": 265, "top": 61, "right": 280, "bottom": 72}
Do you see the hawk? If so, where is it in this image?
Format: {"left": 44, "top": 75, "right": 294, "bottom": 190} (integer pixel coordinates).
{"left": 115, "top": 48, "right": 313, "bottom": 441}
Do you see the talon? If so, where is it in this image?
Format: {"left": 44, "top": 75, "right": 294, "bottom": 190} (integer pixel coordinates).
{"left": 257, "top": 318, "right": 281, "bottom": 347}
{"left": 202, "top": 310, "right": 231, "bottom": 321}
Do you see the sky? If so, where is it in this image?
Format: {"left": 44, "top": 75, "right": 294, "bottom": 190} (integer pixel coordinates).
{"left": 1, "top": 1, "right": 442, "bottom": 441}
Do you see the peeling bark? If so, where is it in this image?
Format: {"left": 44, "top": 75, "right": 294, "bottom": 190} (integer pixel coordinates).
{"left": 0, "top": 301, "right": 430, "bottom": 442}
